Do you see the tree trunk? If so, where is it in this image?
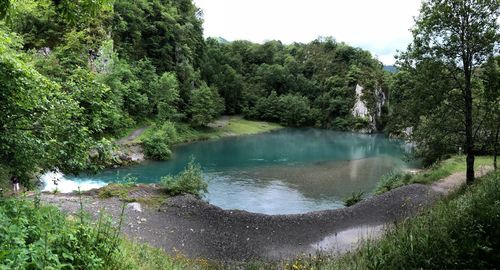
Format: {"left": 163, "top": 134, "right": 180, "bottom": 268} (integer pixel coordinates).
{"left": 494, "top": 123, "right": 499, "bottom": 170}
{"left": 465, "top": 69, "right": 475, "bottom": 185}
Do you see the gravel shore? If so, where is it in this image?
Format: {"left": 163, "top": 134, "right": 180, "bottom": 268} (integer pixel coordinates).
{"left": 41, "top": 182, "right": 440, "bottom": 262}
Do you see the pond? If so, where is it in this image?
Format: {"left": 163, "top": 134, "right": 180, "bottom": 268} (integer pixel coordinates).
{"left": 55, "top": 128, "right": 416, "bottom": 214}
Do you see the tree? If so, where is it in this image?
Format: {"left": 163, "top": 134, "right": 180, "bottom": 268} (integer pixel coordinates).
{"left": 411, "top": 0, "right": 499, "bottom": 184}
{"left": 278, "top": 94, "right": 312, "bottom": 127}
{"left": 480, "top": 57, "right": 500, "bottom": 170}
{"left": 0, "top": 30, "right": 91, "bottom": 182}
{"left": 155, "top": 72, "right": 180, "bottom": 121}
{"left": 189, "top": 84, "right": 224, "bottom": 127}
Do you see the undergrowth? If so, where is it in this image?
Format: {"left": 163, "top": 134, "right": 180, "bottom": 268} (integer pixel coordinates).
{"left": 0, "top": 193, "right": 196, "bottom": 269}
{"left": 0, "top": 193, "right": 125, "bottom": 269}
{"left": 251, "top": 171, "right": 500, "bottom": 269}
{"left": 374, "top": 155, "right": 493, "bottom": 194}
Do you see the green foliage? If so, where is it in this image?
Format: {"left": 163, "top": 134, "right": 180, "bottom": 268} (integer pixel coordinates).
{"left": 156, "top": 72, "right": 180, "bottom": 121}
{"left": 0, "top": 196, "right": 192, "bottom": 269}
{"left": 65, "top": 68, "right": 124, "bottom": 136}
{"left": 0, "top": 29, "right": 92, "bottom": 177}
{"left": 343, "top": 191, "right": 365, "bottom": 207}
{"left": 202, "top": 38, "right": 387, "bottom": 129}
{"left": 250, "top": 92, "right": 312, "bottom": 127}
{"left": 389, "top": 0, "right": 500, "bottom": 170}
{"left": 115, "top": 239, "right": 199, "bottom": 270}
{"left": 161, "top": 159, "right": 207, "bottom": 197}
{"left": 7, "top": 0, "right": 111, "bottom": 50}
{"left": 339, "top": 171, "right": 500, "bottom": 269}
{"left": 374, "top": 156, "right": 494, "bottom": 195}
{"left": 0, "top": 197, "right": 123, "bottom": 269}
{"left": 189, "top": 85, "right": 225, "bottom": 127}
{"left": 374, "top": 170, "right": 412, "bottom": 195}
{"left": 142, "top": 122, "right": 178, "bottom": 160}
{"left": 112, "top": 0, "right": 204, "bottom": 104}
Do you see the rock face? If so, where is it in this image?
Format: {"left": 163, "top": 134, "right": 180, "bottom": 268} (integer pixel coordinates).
{"left": 352, "top": 84, "right": 371, "bottom": 120}
{"left": 351, "top": 84, "right": 386, "bottom": 132}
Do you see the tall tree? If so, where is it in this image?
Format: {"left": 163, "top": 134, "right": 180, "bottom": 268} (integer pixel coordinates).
{"left": 411, "top": 0, "right": 499, "bottom": 184}
{"left": 0, "top": 30, "right": 92, "bottom": 181}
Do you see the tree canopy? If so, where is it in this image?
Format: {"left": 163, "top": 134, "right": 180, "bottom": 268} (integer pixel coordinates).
{"left": 389, "top": 0, "right": 499, "bottom": 176}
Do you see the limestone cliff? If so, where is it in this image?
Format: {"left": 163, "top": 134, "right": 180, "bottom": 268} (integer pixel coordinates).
{"left": 351, "top": 84, "right": 386, "bottom": 132}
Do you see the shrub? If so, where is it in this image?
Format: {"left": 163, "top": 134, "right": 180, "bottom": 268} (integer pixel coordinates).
{"left": 374, "top": 170, "right": 412, "bottom": 194}
{"left": 343, "top": 191, "right": 365, "bottom": 206}
{"left": 142, "top": 122, "right": 177, "bottom": 160}
{"left": 161, "top": 160, "right": 207, "bottom": 197}
{"left": 189, "top": 84, "right": 225, "bottom": 127}
{"left": 0, "top": 196, "right": 123, "bottom": 269}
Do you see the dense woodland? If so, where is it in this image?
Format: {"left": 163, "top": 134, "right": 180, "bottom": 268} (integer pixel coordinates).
{"left": 0, "top": 0, "right": 498, "bottom": 185}
{"left": 0, "top": 0, "right": 390, "bottom": 184}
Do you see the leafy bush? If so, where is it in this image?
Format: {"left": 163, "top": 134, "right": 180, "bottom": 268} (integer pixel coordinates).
{"left": 374, "top": 170, "right": 412, "bottom": 194}
{"left": 343, "top": 191, "right": 365, "bottom": 206}
{"left": 189, "top": 84, "right": 225, "bottom": 127}
{"left": 142, "top": 122, "right": 177, "bottom": 160}
{"left": 0, "top": 196, "right": 123, "bottom": 269}
{"left": 161, "top": 160, "right": 207, "bottom": 197}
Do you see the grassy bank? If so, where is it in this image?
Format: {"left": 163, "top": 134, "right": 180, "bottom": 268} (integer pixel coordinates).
{"left": 375, "top": 155, "right": 493, "bottom": 194}
{"left": 330, "top": 170, "right": 500, "bottom": 269}
{"left": 129, "top": 116, "right": 282, "bottom": 145}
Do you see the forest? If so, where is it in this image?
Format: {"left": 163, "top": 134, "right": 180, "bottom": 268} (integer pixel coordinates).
{"left": 1, "top": 0, "right": 392, "bottom": 184}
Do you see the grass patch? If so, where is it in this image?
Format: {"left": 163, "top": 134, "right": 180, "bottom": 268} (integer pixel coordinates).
{"left": 374, "top": 155, "right": 494, "bottom": 194}
{"left": 374, "top": 170, "right": 413, "bottom": 195}
{"left": 97, "top": 184, "right": 166, "bottom": 207}
{"left": 343, "top": 191, "right": 365, "bottom": 206}
{"left": 411, "top": 155, "right": 493, "bottom": 184}
{"left": 134, "top": 116, "right": 282, "bottom": 145}
{"left": 98, "top": 183, "right": 134, "bottom": 200}
{"left": 220, "top": 116, "right": 282, "bottom": 136}
{"left": 112, "top": 239, "right": 209, "bottom": 270}
{"left": 175, "top": 116, "right": 282, "bottom": 143}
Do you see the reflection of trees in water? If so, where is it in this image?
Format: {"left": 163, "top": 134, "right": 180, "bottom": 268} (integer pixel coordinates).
{"left": 230, "top": 157, "right": 398, "bottom": 201}
{"left": 169, "top": 129, "right": 408, "bottom": 173}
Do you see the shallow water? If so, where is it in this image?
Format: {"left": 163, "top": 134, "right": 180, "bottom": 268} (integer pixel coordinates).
{"left": 64, "top": 128, "right": 415, "bottom": 214}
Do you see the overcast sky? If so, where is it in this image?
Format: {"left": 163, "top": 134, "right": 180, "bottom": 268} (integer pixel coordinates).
{"left": 193, "top": 0, "right": 422, "bottom": 65}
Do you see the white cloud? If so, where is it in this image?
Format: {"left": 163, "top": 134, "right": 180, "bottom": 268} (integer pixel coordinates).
{"left": 193, "top": 0, "right": 421, "bottom": 65}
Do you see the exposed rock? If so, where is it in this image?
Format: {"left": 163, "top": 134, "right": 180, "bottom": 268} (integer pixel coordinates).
{"left": 351, "top": 84, "right": 386, "bottom": 133}
{"left": 128, "top": 202, "right": 143, "bottom": 212}
{"left": 352, "top": 84, "right": 371, "bottom": 120}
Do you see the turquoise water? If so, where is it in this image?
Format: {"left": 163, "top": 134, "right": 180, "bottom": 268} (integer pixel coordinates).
{"left": 71, "top": 128, "right": 415, "bottom": 214}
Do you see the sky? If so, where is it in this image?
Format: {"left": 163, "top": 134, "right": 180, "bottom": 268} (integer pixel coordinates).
{"left": 193, "top": 0, "right": 422, "bottom": 65}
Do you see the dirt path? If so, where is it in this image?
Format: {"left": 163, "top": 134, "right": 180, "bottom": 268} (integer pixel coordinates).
{"left": 431, "top": 165, "right": 491, "bottom": 195}
{"left": 41, "top": 167, "right": 493, "bottom": 263}
{"left": 117, "top": 127, "right": 148, "bottom": 145}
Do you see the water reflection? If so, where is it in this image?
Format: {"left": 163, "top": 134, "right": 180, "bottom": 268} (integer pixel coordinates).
{"left": 70, "top": 128, "right": 416, "bottom": 214}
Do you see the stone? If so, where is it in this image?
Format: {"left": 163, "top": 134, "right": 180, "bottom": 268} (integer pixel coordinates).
{"left": 128, "top": 202, "right": 142, "bottom": 212}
